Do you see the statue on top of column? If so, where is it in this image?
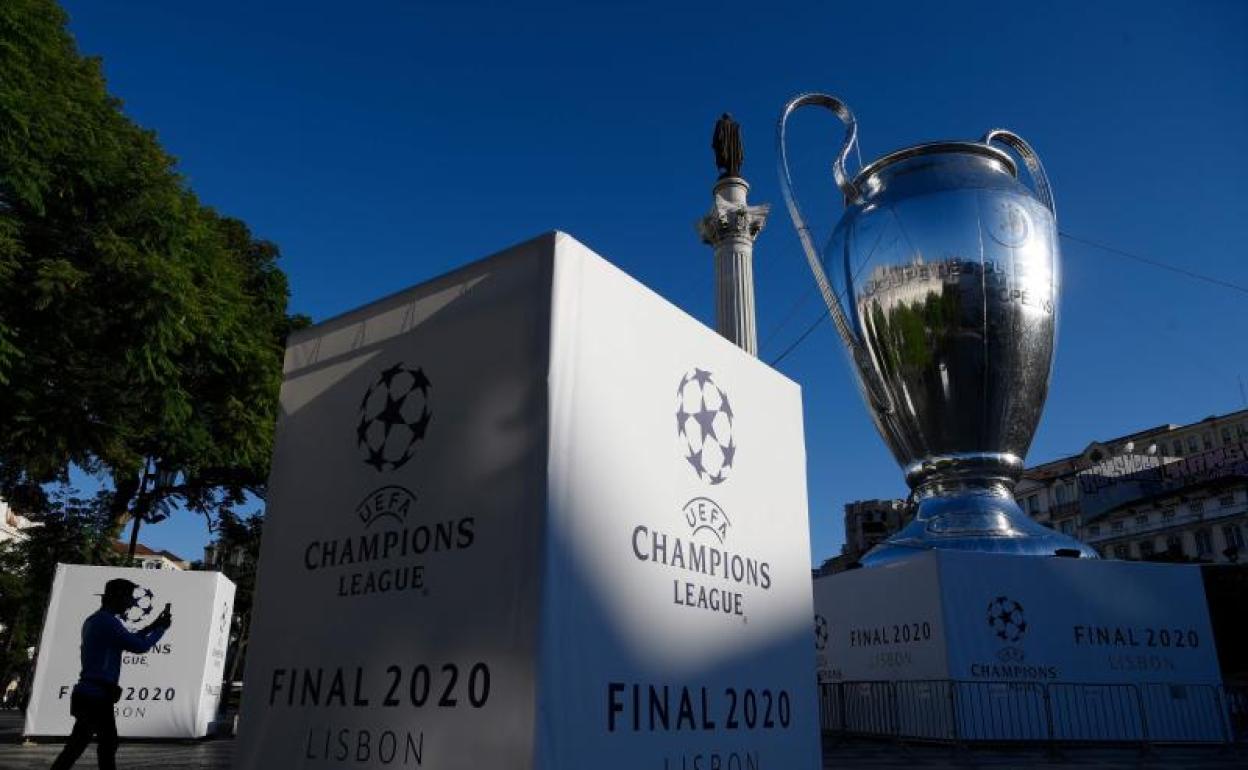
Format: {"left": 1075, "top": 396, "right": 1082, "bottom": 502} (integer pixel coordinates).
{"left": 712, "top": 113, "right": 744, "bottom": 179}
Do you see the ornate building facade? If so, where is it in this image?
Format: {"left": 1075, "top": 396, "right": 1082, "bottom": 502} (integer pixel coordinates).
{"left": 821, "top": 408, "right": 1248, "bottom": 571}
{"left": 1015, "top": 408, "right": 1248, "bottom": 563}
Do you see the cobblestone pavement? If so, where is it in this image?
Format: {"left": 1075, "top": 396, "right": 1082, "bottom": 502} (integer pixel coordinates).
{"left": 3, "top": 712, "right": 1246, "bottom": 768}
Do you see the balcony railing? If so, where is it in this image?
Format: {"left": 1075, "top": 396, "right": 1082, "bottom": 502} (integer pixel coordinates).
{"left": 1052, "top": 502, "right": 1082, "bottom": 518}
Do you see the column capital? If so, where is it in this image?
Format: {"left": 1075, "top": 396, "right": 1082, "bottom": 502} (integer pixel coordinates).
{"left": 697, "top": 192, "right": 771, "bottom": 247}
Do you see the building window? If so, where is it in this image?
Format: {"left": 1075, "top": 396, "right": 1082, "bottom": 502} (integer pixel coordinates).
{"left": 1111, "top": 521, "right": 1124, "bottom": 533}
{"left": 1089, "top": 524, "right": 1101, "bottom": 536}
{"left": 1060, "top": 519, "right": 1073, "bottom": 535}
{"left": 1239, "top": 422, "right": 1248, "bottom": 439}
{"left": 1195, "top": 529, "right": 1213, "bottom": 556}
{"left": 1113, "top": 544, "right": 1129, "bottom": 559}
{"left": 1139, "top": 540, "right": 1156, "bottom": 557}
{"left": 1223, "top": 524, "right": 1245, "bottom": 551}
{"left": 1166, "top": 535, "right": 1184, "bottom": 556}
{"left": 1221, "top": 427, "right": 1232, "bottom": 444}
{"left": 1135, "top": 514, "right": 1148, "bottom": 526}
{"left": 1187, "top": 436, "right": 1199, "bottom": 453}
{"left": 1220, "top": 494, "right": 1235, "bottom": 508}
{"left": 1203, "top": 433, "right": 1213, "bottom": 450}
{"left": 1191, "top": 500, "right": 1204, "bottom": 515}
{"left": 1173, "top": 440, "right": 1184, "bottom": 456}
{"left": 1162, "top": 507, "right": 1176, "bottom": 520}
{"left": 1026, "top": 495, "right": 1040, "bottom": 515}
{"left": 1055, "top": 484, "right": 1069, "bottom": 505}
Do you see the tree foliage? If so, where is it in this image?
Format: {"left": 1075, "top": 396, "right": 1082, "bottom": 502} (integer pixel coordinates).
{"left": 0, "top": 0, "right": 306, "bottom": 530}
{"left": 202, "top": 509, "right": 263, "bottom": 621}
{"left": 0, "top": 491, "right": 120, "bottom": 697}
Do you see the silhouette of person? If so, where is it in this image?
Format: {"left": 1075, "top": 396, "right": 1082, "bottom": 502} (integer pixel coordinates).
{"left": 50, "top": 578, "right": 172, "bottom": 770}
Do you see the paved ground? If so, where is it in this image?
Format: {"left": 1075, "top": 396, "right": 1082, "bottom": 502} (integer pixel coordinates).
{"left": 1, "top": 711, "right": 231, "bottom": 769}
{"left": 3, "top": 711, "right": 1245, "bottom": 768}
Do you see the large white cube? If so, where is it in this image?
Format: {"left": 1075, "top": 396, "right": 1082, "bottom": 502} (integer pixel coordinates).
{"left": 24, "top": 564, "right": 235, "bottom": 739}
{"left": 235, "top": 233, "right": 820, "bottom": 769}
{"left": 814, "top": 551, "right": 1224, "bottom": 741}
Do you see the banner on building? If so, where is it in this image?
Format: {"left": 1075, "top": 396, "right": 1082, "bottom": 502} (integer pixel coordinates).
{"left": 24, "top": 564, "right": 235, "bottom": 739}
{"left": 234, "top": 232, "right": 820, "bottom": 770}
{"left": 1076, "top": 444, "right": 1248, "bottom": 518}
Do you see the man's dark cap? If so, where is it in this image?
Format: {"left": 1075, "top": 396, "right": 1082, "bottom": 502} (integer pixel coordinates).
{"left": 102, "top": 578, "right": 138, "bottom": 600}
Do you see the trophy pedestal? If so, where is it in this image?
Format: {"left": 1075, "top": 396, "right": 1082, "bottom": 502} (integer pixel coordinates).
{"left": 235, "top": 233, "right": 820, "bottom": 769}
{"left": 863, "top": 488, "right": 1098, "bottom": 566}
{"left": 814, "top": 551, "right": 1225, "bottom": 742}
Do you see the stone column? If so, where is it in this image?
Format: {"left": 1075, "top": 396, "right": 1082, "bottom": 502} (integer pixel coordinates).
{"left": 698, "top": 176, "right": 769, "bottom": 356}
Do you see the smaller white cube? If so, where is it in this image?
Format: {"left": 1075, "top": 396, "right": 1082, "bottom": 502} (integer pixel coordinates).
{"left": 24, "top": 564, "right": 235, "bottom": 738}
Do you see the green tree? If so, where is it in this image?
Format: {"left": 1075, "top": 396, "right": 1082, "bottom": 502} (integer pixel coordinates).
{"left": 202, "top": 509, "right": 263, "bottom": 622}
{"left": 0, "top": 0, "right": 306, "bottom": 533}
{"left": 198, "top": 509, "right": 263, "bottom": 699}
{"left": 0, "top": 491, "right": 120, "bottom": 699}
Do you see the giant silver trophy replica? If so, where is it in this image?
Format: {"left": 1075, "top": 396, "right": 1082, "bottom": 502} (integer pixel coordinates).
{"left": 777, "top": 93, "right": 1096, "bottom": 566}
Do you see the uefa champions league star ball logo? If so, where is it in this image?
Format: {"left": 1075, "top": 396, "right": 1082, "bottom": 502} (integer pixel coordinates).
{"left": 986, "top": 596, "right": 1028, "bottom": 643}
{"left": 356, "top": 362, "right": 432, "bottom": 472}
{"left": 814, "top": 614, "right": 829, "bottom": 651}
{"left": 122, "top": 585, "right": 157, "bottom": 630}
{"left": 676, "top": 368, "right": 736, "bottom": 485}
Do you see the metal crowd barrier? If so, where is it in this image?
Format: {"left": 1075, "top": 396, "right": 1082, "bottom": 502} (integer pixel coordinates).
{"left": 818, "top": 679, "right": 1247, "bottom": 747}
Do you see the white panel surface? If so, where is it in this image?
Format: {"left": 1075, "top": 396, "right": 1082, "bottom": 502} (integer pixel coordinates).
{"left": 235, "top": 237, "right": 552, "bottom": 769}
{"left": 537, "top": 235, "right": 819, "bottom": 770}
{"left": 940, "top": 552, "right": 1220, "bottom": 685}
{"left": 25, "top": 565, "right": 234, "bottom": 738}
{"left": 813, "top": 554, "right": 948, "bottom": 683}
{"left": 818, "top": 550, "right": 1223, "bottom": 741}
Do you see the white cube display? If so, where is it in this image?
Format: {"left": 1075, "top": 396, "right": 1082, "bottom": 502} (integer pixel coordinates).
{"left": 234, "top": 232, "right": 820, "bottom": 770}
{"left": 24, "top": 564, "right": 235, "bottom": 739}
{"left": 814, "top": 551, "right": 1223, "bottom": 741}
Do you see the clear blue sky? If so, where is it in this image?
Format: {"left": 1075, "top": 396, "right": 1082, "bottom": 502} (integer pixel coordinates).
{"left": 59, "top": 0, "right": 1247, "bottom": 566}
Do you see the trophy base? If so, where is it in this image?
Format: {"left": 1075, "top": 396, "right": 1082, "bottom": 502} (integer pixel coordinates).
{"left": 860, "top": 488, "right": 1098, "bottom": 567}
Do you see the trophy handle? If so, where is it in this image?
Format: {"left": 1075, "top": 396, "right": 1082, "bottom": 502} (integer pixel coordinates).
{"left": 777, "top": 93, "right": 894, "bottom": 415}
{"left": 982, "top": 129, "right": 1056, "bottom": 218}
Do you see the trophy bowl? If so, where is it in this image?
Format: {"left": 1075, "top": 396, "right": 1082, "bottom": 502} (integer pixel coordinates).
{"left": 777, "top": 93, "right": 1096, "bottom": 566}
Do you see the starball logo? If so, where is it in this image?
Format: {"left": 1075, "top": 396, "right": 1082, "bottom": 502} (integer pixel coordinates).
{"left": 814, "top": 614, "right": 829, "bottom": 651}
{"left": 986, "top": 596, "right": 1028, "bottom": 643}
{"left": 216, "top": 601, "right": 231, "bottom": 637}
{"left": 355, "top": 362, "right": 432, "bottom": 472}
{"left": 971, "top": 594, "right": 1057, "bottom": 680}
{"left": 676, "top": 368, "right": 736, "bottom": 485}
{"left": 116, "top": 582, "right": 173, "bottom": 660}
{"left": 676, "top": 367, "right": 735, "bottom": 545}
{"left": 120, "top": 584, "right": 158, "bottom": 631}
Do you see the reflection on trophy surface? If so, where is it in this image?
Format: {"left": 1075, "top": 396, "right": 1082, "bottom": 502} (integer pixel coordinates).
{"left": 777, "top": 93, "right": 1097, "bottom": 565}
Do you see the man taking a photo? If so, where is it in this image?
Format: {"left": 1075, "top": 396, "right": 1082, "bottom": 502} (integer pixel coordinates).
{"left": 50, "top": 578, "right": 172, "bottom": 770}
